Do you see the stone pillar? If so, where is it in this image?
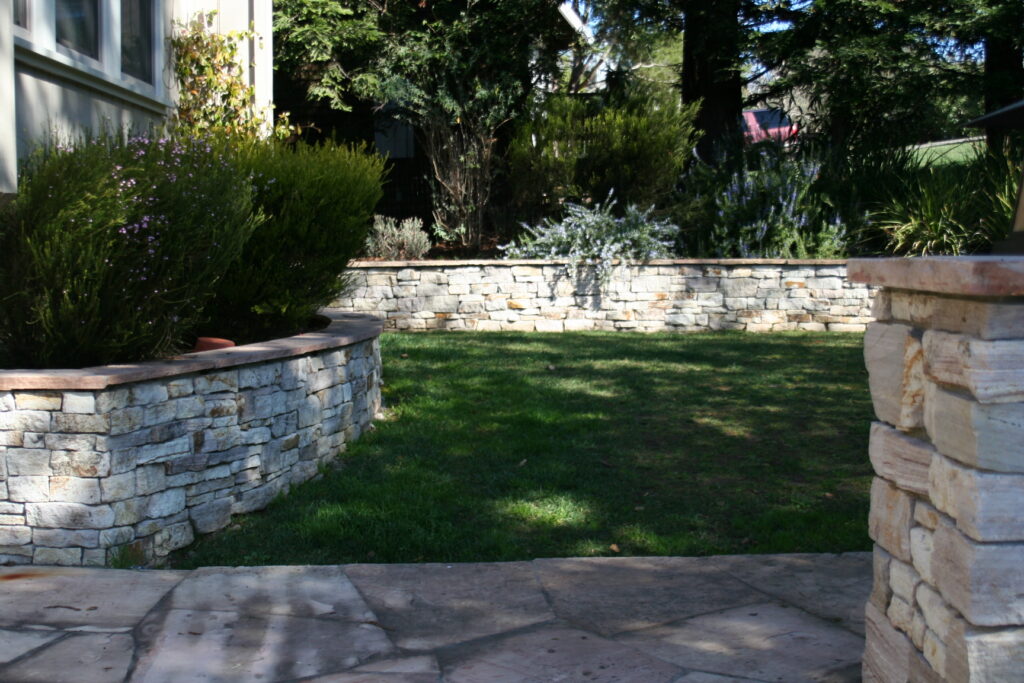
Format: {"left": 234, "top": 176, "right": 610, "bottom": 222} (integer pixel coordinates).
{"left": 849, "top": 256, "right": 1024, "bottom": 682}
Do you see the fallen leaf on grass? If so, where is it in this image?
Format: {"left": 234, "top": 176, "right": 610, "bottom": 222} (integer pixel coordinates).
{"left": 517, "top": 459, "right": 527, "bottom": 467}
{"left": 609, "top": 543, "right": 621, "bottom": 553}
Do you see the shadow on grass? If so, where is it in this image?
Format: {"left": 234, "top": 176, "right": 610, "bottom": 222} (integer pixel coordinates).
{"left": 174, "top": 331, "right": 874, "bottom": 567}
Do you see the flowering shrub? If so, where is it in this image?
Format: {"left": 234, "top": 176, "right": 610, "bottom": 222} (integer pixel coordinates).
{"left": 502, "top": 197, "right": 677, "bottom": 283}
{"left": 0, "top": 134, "right": 257, "bottom": 368}
{"left": 199, "top": 139, "right": 385, "bottom": 342}
{"left": 680, "top": 142, "right": 848, "bottom": 258}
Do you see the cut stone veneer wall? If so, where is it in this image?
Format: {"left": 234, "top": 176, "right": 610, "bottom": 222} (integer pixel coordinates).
{"left": 0, "top": 313, "right": 383, "bottom": 567}
{"left": 333, "top": 260, "right": 876, "bottom": 333}
{"left": 849, "top": 257, "right": 1024, "bottom": 682}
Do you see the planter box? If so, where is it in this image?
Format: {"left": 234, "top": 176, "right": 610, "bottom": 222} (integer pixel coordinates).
{"left": 0, "top": 312, "right": 383, "bottom": 566}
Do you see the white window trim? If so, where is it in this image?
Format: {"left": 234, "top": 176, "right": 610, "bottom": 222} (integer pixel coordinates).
{"left": 13, "top": 0, "right": 170, "bottom": 115}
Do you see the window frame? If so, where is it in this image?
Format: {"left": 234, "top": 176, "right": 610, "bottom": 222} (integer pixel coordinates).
{"left": 13, "top": 0, "right": 168, "bottom": 113}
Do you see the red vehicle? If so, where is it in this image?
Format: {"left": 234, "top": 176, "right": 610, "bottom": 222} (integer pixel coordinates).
{"left": 741, "top": 109, "right": 798, "bottom": 145}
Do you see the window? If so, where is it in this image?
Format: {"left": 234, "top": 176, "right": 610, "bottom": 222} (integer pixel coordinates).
{"left": 13, "top": 1, "right": 167, "bottom": 107}
{"left": 56, "top": 0, "right": 100, "bottom": 60}
{"left": 13, "top": 0, "right": 28, "bottom": 28}
{"left": 121, "top": 0, "right": 154, "bottom": 83}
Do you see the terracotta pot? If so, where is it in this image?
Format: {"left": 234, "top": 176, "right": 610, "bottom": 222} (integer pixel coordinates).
{"left": 192, "top": 337, "right": 236, "bottom": 352}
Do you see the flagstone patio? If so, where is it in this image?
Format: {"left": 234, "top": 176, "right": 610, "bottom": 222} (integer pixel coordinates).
{"left": 0, "top": 552, "right": 870, "bottom": 682}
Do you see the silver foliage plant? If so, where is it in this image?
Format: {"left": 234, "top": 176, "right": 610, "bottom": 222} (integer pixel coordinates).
{"left": 502, "top": 195, "right": 678, "bottom": 283}
{"left": 365, "top": 215, "right": 432, "bottom": 260}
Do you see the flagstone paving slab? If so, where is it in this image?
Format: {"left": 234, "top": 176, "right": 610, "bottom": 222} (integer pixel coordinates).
{"left": 167, "top": 565, "right": 376, "bottom": 621}
{"left": 0, "top": 629, "right": 63, "bottom": 664}
{"left": 130, "top": 609, "right": 395, "bottom": 681}
{"left": 0, "top": 567, "right": 185, "bottom": 629}
{"left": 0, "top": 633, "right": 134, "bottom": 682}
{"left": 344, "top": 561, "right": 555, "bottom": 650}
{"left": 616, "top": 601, "right": 866, "bottom": 682}
{"left": 439, "top": 623, "right": 684, "bottom": 682}
{"left": 0, "top": 553, "right": 871, "bottom": 682}
{"left": 714, "top": 552, "right": 872, "bottom": 635}
{"left": 532, "top": 556, "right": 765, "bottom": 636}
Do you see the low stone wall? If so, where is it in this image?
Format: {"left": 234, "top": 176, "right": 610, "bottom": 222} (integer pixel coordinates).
{"left": 334, "top": 259, "right": 876, "bottom": 333}
{"left": 0, "top": 313, "right": 383, "bottom": 566}
{"left": 851, "top": 257, "right": 1024, "bottom": 681}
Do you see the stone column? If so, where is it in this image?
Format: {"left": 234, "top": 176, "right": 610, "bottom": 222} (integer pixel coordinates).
{"left": 849, "top": 256, "right": 1024, "bottom": 682}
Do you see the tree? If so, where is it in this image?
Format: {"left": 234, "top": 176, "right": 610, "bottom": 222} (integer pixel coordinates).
{"left": 273, "top": 0, "right": 574, "bottom": 248}
{"left": 594, "top": 0, "right": 801, "bottom": 161}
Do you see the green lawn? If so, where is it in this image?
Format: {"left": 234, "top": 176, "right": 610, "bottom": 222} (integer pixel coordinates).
{"left": 173, "top": 331, "right": 874, "bottom": 567}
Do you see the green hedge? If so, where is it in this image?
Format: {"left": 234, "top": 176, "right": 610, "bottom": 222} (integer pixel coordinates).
{"left": 0, "top": 135, "right": 257, "bottom": 368}
{"left": 0, "top": 135, "right": 384, "bottom": 368}
{"left": 199, "top": 139, "right": 384, "bottom": 342}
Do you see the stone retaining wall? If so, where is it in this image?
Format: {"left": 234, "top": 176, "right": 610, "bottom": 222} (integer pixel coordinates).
{"left": 851, "top": 257, "right": 1024, "bottom": 682}
{"left": 333, "top": 260, "right": 876, "bottom": 333}
{"left": 0, "top": 313, "right": 383, "bottom": 567}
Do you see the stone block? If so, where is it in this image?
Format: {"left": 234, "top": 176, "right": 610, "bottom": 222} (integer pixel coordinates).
{"left": 534, "top": 319, "right": 564, "bottom": 332}
{"left": 146, "top": 488, "right": 186, "bottom": 519}
{"left": 153, "top": 521, "right": 194, "bottom": 556}
{"left": 101, "top": 472, "right": 136, "bottom": 502}
{"left": 14, "top": 392, "right": 62, "bottom": 411}
{"left": 48, "top": 450, "right": 108, "bottom": 479}
{"left": 53, "top": 413, "right": 109, "bottom": 434}
{"left": 911, "top": 526, "right": 935, "bottom": 585}
{"left": 863, "top": 601, "right": 911, "bottom": 683}
{"left": 0, "top": 526, "right": 31, "bottom": 545}
{"left": 8, "top": 476, "right": 49, "bottom": 502}
{"left": 869, "top": 477, "right": 914, "bottom": 562}
{"left": 33, "top": 547, "right": 82, "bottom": 565}
{"left": 922, "top": 628, "right": 947, "bottom": 678}
{"left": 924, "top": 330, "right": 1024, "bottom": 403}
{"left": 930, "top": 452, "right": 1024, "bottom": 542}
{"left": 49, "top": 476, "right": 101, "bottom": 504}
{"left": 135, "top": 436, "right": 192, "bottom": 465}
{"left": 33, "top": 528, "right": 99, "bottom": 548}
{"left": 916, "top": 582, "right": 958, "bottom": 643}
{"left": 166, "top": 378, "right": 194, "bottom": 398}
{"left": 889, "top": 558, "right": 920, "bottom": 601}
{"left": 109, "top": 407, "right": 144, "bottom": 435}
{"left": 946, "top": 619, "right": 1024, "bottom": 682}
{"left": 195, "top": 371, "right": 238, "bottom": 394}
{"left": 914, "top": 501, "right": 941, "bottom": 530}
{"left": 864, "top": 323, "right": 925, "bottom": 430}
{"left": 62, "top": 392, "right": 96, "bottom": 414}
{"left": 7, "top": 449, "right": 52, "bottom": 475}
{"left": 143, "top": 402, "right": 178, "bottom": 427}
{"left": 112, "top": 498, "right": 147, "bottom": 526}
{"left": 189, "top": 498, "right": 232, "bottom": 534}
{"left": 933, "top": 516, "right": 1024, "bottom": 626}
{"left": 136, "top": 464, "right": 166, "bottom": 495}
{"left": 100, "top": 526, "right": 135, "bottom": 548}
{"left": 0, "top": 410, "right": 50, "bottom": 432}
{"left": 26, "top": 502, "right": 115, "bottom": 529}
{"left": 888, "top": 595, "right": 914, "bottom": 633}
{"left": 239, "top": 365, "right": 279, "bottom": 389}
{"left": 869, "top": 422, "right": 932, "bottom": 496}
{"left": 128, "top": 383, "right": 169, "bottom": 406}
{"left": 889, "top": 291, "right": 1024, "bottom": 340}
{"left": 43, "top": 433, "right": 96, "bottom": 451}
{"left": 871, "top": 545, "right": 893, "bottom": 612}
{"left": 924, "top": 381, "right": 1024, "bottom": 473}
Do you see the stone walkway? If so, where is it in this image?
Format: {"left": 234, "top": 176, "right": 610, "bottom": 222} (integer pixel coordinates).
{"left": 0, "top": 553, "right": 870, "bottom": 682}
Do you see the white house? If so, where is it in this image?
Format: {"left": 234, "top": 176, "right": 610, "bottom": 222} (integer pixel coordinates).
{"left": 1, "top": 0, "right": 273, "bottom": 194}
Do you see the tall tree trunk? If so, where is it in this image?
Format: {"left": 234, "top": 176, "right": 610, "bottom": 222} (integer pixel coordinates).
{"left": 682, "top": 0, "right": 743, "bottom": 162}
{"left": 983, "top": 8, "right": 1024, "bottom": 151}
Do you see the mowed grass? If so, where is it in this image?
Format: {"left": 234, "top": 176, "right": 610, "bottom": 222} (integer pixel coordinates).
{"left": 173, "top": 331, "right": 874, "bottom": 567}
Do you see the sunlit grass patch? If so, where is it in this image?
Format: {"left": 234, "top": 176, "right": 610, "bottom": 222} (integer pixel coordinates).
{"left": 174, "top": 330, "right": 873, "bottom": 567}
